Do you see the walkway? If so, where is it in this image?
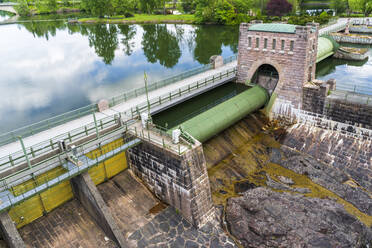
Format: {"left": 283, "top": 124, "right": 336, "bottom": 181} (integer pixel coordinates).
{"left": 0, "top": 61, "right": 236, "bottom": 159}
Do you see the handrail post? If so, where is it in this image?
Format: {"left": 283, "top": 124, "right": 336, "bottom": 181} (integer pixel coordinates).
{"left": 93, "top": 113, "right": 100, "bottom": 139}
{"left": 18, "top": 136, "right": 32, "bottom": 170}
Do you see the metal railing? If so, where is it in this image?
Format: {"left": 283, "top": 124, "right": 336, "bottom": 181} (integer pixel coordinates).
{"left": 0, "top": 55, "right": 237, "bottom": 148}
{"left": 336, "top": 83, "right": 372, "bottom": 96}
{"left": 0, "top": 66, "right": 238, "bottom": 175}
{"left": 0, "top": 104, "right": 98, "bottom": 147}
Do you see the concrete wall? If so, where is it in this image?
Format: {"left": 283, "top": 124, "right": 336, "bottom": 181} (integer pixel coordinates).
{"left": 127, "top": 140, "right": 214, "bottom": 228}
{"left": 71, "top": 172, "right": 127, "bottom": 248}
{"left": 237, "top": 21, "right": 319, "bottom": 109}
{"left": 331, "top": 34, "right": 372, "bottom": 45}
{"left": 0, "top": 212, "right": 26, "bottom": 248}
{"left": 303, "top": 81, "right": 372, "bottom": 129}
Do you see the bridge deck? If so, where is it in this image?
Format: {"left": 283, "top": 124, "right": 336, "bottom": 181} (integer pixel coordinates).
{"left": 0, "top": 61, "right": 236, "bottom": 159}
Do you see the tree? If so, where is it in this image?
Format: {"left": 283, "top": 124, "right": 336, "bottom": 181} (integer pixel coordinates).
{"left": 112, "top": 0, "right": 135, "bottom": 15}
{"left": 331, "top": 0, "right": 347, "bottom": 14}
{"left": 14, "top": 0, "right": 31, "bottom": 16}
{"left": 138, "top": 0, "right": 159, "bottom": 13}
{"left": 266, "top": 0, "right": 292, "bottom": 16}
{"left": 348, "top": 0, "right": 372, "bottom": 15}
{"left": 82, "top": 0, "right": 113, "bottom": 17}
{"left": 182, "top": 0, "right": 196, "bottom": 13}
{"left": 46, "top": 0, "right": 58, "bottom": 12}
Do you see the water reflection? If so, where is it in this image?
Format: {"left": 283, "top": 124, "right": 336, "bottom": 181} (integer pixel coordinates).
{"left": 0, "top": 10, "right": 11, "bottom": 22}
{"left": 0, "top": 22, "right": 238, "bottom": 133}
{"left": 316, "top": 45, "right": 372, "bottom": 91}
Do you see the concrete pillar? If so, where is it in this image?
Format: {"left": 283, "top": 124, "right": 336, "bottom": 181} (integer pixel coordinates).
{"left": 210, "top": 55, "right": 224, "bottom": 69}
{"left": 0, "top": 212, "right": 26, "bottom": 248}
{"left": 71, "top": 172, "right": 127, "bottom": 248}
{"left": 127, "top": 140, "right": 214, "bottom": 228}
{"left": 98, "top": 99, "right": 110, "bottom": 112}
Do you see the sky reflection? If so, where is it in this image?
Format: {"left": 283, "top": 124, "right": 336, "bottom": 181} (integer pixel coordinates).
{"left": 0, "top": 23, "right": 238, "bottom": 133}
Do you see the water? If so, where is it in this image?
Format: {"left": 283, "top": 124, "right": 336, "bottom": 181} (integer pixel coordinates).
{"left": 0, "top": 22, "right": 238, "bottom": 133}
{"left": 152, "top": 82, "right": 248, "bottom": 129}
{"left": 0, "top": 10, "right": 12, "bottom": 22}
{"left": 316, "top": 44, "right": 372, "bottom": 94}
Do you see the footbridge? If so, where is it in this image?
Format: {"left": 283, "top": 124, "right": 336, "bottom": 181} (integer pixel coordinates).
{"left": 0, "top": 3, "right": 17, "bottom": 14}
{"left": 0, "top": 20, "right": 370, "bottom": 248}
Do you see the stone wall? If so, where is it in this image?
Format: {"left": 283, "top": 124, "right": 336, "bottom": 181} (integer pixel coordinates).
{"left": 302, "top": 79, "right": 335, "bottom": 114}
{"left": 237, "top": 21, "right": 319, "bottom": 109}
{"left": 331, "top": 33, "right": 372, "bottom": 45}
{"left": 324, "top": 92, "right": 372, "bottom": 129}
{"left": 281, "top": 123, "right": 372, "bottom": 193}
{"left": 303, "top": 82, "right": 372, "bottom": 129}
{"left": 126, "top": 140, "right": 214, "bottom": 228}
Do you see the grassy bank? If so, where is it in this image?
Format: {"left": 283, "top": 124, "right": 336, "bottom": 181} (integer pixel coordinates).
{"left": 78, "top": 14, "right": 196, "bottom": 24}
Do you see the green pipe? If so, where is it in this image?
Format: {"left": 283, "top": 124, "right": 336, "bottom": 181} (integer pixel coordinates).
{"left": 176, "top": 85, "right": 269, "bottom": 143}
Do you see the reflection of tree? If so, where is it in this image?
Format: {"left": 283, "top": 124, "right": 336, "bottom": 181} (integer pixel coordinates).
{"left": 118, "top": 25, "right": 136, "bottom": 56}
{"left": 20, "top": 21, "right": 66, "bottom": 40}
{"left": 141, "top": 24, "right": 181, "bottom": 68}
{"left": 193, "top": 25, "right": 238, "bottom": 64}
{"left": 316, "top": 57, "right": 368, "bottom": 77}
{"left": 87, "top": 24, "right": 119, "bottom": 65}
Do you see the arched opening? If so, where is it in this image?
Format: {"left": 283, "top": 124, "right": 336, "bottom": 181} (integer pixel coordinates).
{"left": 251, "top": 64, "right": 279, "bottom": 95}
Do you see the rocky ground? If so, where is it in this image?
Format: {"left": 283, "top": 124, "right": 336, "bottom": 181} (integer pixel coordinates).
{"left": 128, "top": 206, "right": 236, "bottom": 248}
{"left": 226, "top": 187, "right": 372, "bottom": 248}
{"left": 204, "top": 114, "right": 372, "bottom": 248}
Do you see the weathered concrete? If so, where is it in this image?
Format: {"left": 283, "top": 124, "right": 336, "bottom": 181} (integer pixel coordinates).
{"left": 0, "top": 212, "right": 26, "bottom": 248}
{"left": 333, "top": 47, "right": 369, "bottom": 60}
{"left": 127, "top": 139, "right": 214, "bottom": 228}
{"left": 210, "top": 55, "right": 224, "bottom": 69}
{"left": 71, "top": 172, "right": 127, "bottom": 248}
{"left": 19, "top": 199, "right": 117, "bottom": 247}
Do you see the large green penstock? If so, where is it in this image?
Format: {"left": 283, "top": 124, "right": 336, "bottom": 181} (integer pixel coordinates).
{"left": 176, "top": 85, "right": 269, "bottom": 143}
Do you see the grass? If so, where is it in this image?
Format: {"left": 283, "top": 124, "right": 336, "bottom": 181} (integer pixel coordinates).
{"left": 78, "top": 14, "right": 196, "bottom": 24}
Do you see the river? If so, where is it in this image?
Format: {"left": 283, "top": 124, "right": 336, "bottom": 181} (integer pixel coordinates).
{"left": 0, "top": 21, "right": 371, "bottom": 134}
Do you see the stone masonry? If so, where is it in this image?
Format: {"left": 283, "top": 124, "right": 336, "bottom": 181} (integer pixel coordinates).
{"left": 126, "top": 139, "right": 214, "bottom": 228}
{"left": 237, "top": 21, "right": 319, "bottom": 110}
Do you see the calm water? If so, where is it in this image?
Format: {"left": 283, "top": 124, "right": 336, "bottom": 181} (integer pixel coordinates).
{"left": 316, "top": 44, "right": 372, "bottom": 93}
{"left": 0, "top": 22, "right": 238, "bottom": 133}
{"left": 1, "top": 20, "right": 371, "bottom": 134}
{"left": 0, "top": 10, "right": 11, "bottom": 22}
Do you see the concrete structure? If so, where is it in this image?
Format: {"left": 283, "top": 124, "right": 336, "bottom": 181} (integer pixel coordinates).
{"left": 237, "top": 21, "right": 319, "bottom": 110}
{"left": 0, "top": 5, "right": 17, "bottom": 15}
{"left": 71, "top": 172, "right": 127, "bottom": 247}
{"left": 0, "top": 212, "right": 26, "bottom": 248}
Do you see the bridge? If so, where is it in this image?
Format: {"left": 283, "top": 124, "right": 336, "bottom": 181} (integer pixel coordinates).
{"left": 0, "top": 3, "right": 17, "bottom": 14}
{"left": 0, "top": 18, "right": 371, "bottom": 248}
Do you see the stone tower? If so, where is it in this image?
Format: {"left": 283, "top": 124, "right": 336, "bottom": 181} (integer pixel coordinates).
{"left": 237, "top": 21, "right": 319, "bottom": 110}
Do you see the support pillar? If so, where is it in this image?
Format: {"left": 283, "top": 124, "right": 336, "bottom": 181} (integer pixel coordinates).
{"left": 127, "top": 140, "right": 214, "bottom": 228}
{"left": 71, "top": 172, "right": 127, "bottom": 248}
{"left": 0, "top": 212, "right": 26, "bottom": 248}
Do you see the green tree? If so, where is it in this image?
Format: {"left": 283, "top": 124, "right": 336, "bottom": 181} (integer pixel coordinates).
{"left": 82, "top": 0, "right": 113, "bottom": 17}
{"left": 112, "top": 0, "right": 135, "bottom": 15}
{"left": 14, "top": 0, "right": 31, "bottom": 16}
{"left": 331, "top": 0, "right": 347, "bottom": 14}
{"left": 181, "top": 0, "right": 196, "bottom": 12}
{"left": 47, "top": 0, "right": 58, "bottom": 12}
{"left": 138, "top": 0, "right": 159, "bottom": 13}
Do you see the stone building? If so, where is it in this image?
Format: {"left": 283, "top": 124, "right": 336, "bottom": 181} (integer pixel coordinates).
{"left": 237, "top": 21, "right": 319, "bottom": 110}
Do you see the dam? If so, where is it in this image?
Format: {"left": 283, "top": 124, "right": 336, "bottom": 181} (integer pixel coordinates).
{"left": 0, "top": 19, "right": 371, "bottom": 247}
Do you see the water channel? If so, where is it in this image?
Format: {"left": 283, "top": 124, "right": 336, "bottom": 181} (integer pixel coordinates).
{"left": 0, "top": 21, "right": 371, "bottom": 134}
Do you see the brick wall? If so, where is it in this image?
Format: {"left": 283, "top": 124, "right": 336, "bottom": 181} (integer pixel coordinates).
{"left": 237, "top": 21, "right": 319, "bottom": 109}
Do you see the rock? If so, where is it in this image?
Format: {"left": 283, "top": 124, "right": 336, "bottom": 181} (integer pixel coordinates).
{"left": 226, "top": 187, "right": 372, "bottom": 248}
{"left": 278, "top": 175, "right": 294, "bottom": 185}
{"left": 271, "top": 146, "right": 372, "bottom": 216}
